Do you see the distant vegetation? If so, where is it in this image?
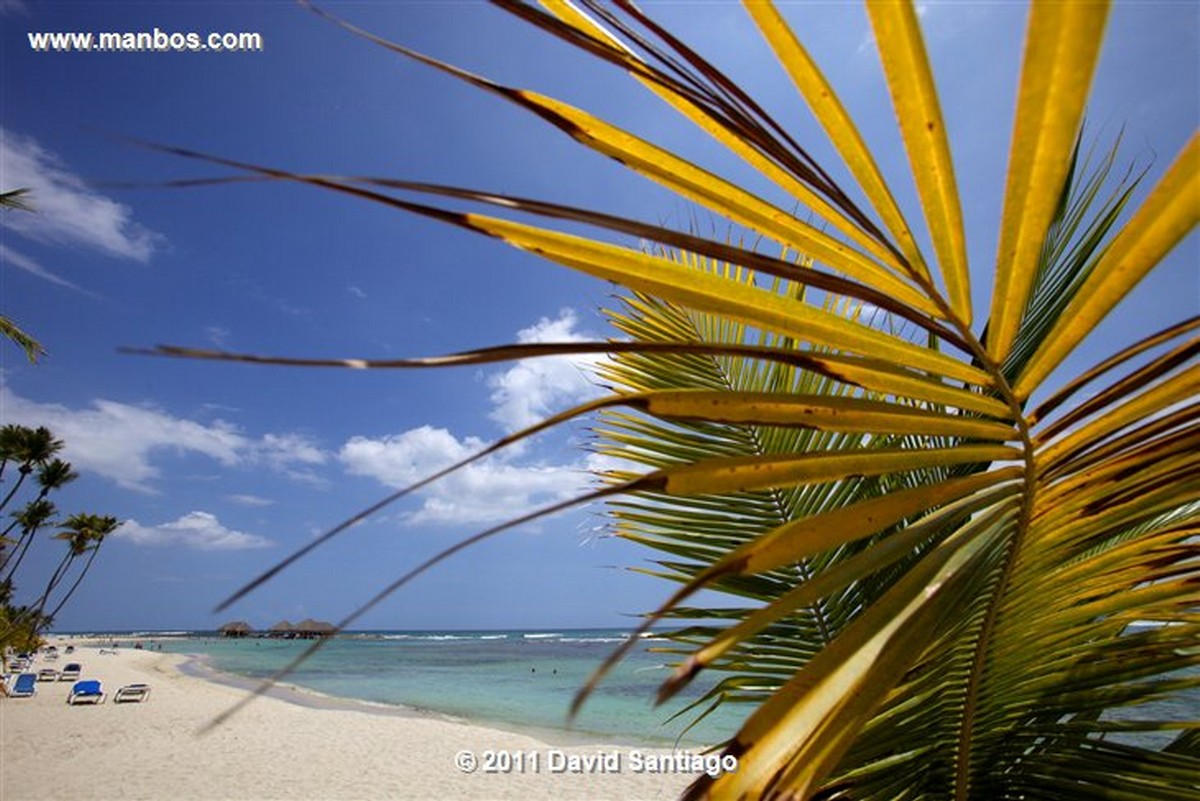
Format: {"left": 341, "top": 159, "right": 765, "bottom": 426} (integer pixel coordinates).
{"left": 0, "top": 424, "right": 119, "bottom": 652}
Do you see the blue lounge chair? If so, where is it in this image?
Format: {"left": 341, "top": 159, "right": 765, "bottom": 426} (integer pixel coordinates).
{"left": 114, "top": 683, "right": 151, "bottom": 703}
{"left": 67, "top": 679, "right": 105, "bottom": 704}
{"left": 9, "top": 673, "right": 37, "bottom": 698}
{"left": 58, "top": 663, "right": 82, "bottom": 681}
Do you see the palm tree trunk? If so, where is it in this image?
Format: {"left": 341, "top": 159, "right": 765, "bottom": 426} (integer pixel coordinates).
{"left": 43, "top": 548, "right": 100, "bottom": 623}
{"left": 0, "top": 549, "right": 69, "bottom": 641}
{"left": 33, "top": 551, "right": 75, "bottom": 617}
{"left": 0, "top": 470, "right": 30, "bottom": 514}
{"left": 1, "top": 531, "right": 40, "bottom": 583}
{"left": 0, "top": 519, "right": 27, "bottom": 575}
{"left": 0, "top": 529, "right": 34, "bottom": 578}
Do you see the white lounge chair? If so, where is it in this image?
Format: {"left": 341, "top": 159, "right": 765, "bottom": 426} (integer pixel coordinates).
{"left": 58, "top": 662, "right": 82, "bottom": 681}
{"left": 114, "top": 683, "right": 151, "bottom": 703}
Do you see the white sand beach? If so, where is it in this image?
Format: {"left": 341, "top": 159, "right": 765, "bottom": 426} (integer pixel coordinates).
{"left": 1, "top": 640, "right": 697, "bottom": 800}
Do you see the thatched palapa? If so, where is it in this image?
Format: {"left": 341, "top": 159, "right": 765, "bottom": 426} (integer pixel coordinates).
{"left": 218, "top": 621, "right": 253, "bottom": 638}
{"left": 292, "top": 618, "right": 336, "bottom": 639}
{"left": 268, "top": 620, "right": 294, "bottom": 638}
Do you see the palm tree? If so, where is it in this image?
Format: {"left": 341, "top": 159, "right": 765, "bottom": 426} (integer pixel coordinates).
{"left": 0, "top": 453, "right": 75, "bottom": 610}
{"left": 0, "top": 188, "right": 32, "bottom": 211}
{"left": 5, "top": 512, "right": 119, "bottom": 640}
{"left": 0, "top": 424, "right": 24, "bottom": 483}
{"left": 35, "top": 459, "right": 78, "bottom": 500}
{"left": 0, "top": 448, "right": 74, "bottom": 579}
{"left": 0, "top": 498, "right": 57, "bottom": 581}
{"left": 0, "top": 426, "right": 62, "bottom": 511}
{"left": 155, "top": 2, "right": 1196, "bottom": 797}
{"left": 38, "top": 514, "right": 113, "bottom": 601}
{"left": 40, "top": 513, "right": 118, "bottom": 625}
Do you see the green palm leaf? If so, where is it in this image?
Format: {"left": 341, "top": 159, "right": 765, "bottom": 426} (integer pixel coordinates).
{"left": 150, "top": 2, "right": 1196, "bottom": 798}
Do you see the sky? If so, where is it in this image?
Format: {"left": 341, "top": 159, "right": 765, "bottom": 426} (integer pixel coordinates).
{"left": 1, "top": 1, "right": 1196, "bottom": 633}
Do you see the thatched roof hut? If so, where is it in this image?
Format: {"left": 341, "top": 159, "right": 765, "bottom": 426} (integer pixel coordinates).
{"left": 218, "top": 621, "right": 253, "bottom": 638}
{"left": 293, "top": 618, "right": 336, "bottom": 639}
{"left": 268, "top": 620, "right": 294, "bottom": 638}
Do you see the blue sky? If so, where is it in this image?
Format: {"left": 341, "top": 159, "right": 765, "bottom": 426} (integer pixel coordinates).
{"left": 1, "top": 2, "right": 1196, "bottom": 632}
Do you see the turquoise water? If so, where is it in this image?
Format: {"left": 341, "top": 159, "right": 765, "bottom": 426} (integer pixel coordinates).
{"left": 108, "top": 629, "right": 1196, "bottom": 751}
{"left": 151, "top": 629, "right": 749, "bottom": 746}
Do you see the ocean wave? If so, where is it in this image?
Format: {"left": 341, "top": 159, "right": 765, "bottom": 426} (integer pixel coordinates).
{"left": 379, "top": 634, "right": 474, "bottom": 641}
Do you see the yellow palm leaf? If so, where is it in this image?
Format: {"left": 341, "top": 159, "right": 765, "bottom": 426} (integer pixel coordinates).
{"left": 1016, "top": 134, "right": 1200, "bottom": 397}
{"left": 867, "top": 0, "right": 972, "bottom": 323}
{"left": 988, "top": 2, "right": 1111, "bottom": 363}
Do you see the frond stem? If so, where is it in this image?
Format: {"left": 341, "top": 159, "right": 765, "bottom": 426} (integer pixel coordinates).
{"left": 915, "top": 281, "right": 1037, "bottom": 801}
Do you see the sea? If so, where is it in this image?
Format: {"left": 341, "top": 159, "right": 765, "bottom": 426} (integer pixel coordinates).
{"left": 95, "top": 629, "right": 750, "bottom": 747}
{"left": 77, "top": 628, "right": 1196, "bottom": 751}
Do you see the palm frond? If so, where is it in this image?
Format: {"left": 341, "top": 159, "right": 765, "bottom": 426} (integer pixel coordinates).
{"left": 146, "top": 2, "right": 1197, "bottom": 798}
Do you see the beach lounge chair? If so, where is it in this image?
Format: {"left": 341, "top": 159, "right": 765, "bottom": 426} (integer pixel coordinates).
{"left": 67, "top": 679, "right": 105, "bottom": 704}
{"left": 37, "top": 667, "right": 59, "bottom": 682}
{"left": 10, "top": 673, "right": 37, "bottom": 698}
{"left": 58, "top": 663, "right": 82, "bottom": 681}
{"left": 114, "top": 683, "right": 151, "bottom": 703}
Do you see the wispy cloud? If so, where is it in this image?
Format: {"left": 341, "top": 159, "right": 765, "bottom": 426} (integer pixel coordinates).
{"left": 0, "top": 0, "right": 28, "bottom": 17}
{"left": 227, "top": 493, "right": 274, "bottom": 508}
{"left": 0, "top": 128, "right": 164, "bottom": 265}
{"left": 204, "top": 326, "right": 232, "bottom": 348}
{"left": 0, "top": 243, "right": 84, "bottom": 291}
{"left": 115, "top": 511, "right": 273, "bottom": 550}
{"left": 0, "top": 385, "right": 326, "bottom": 492}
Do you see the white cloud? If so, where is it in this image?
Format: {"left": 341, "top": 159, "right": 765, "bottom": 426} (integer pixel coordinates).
{"left": 259, "top": 433, "right": 325, "bottom": 470}
{"left": 339, "top": 425, "right": 592, "bottom": 526}
{"left": 204, "top": 326, "right": 231, "bottom": 348}
{"left": 227, "top": 494, "right": 274, "bottom": 508}
{"left": 115, "top": 511, "right": 273, "bottom": 550}
{"left": 0, "top": 243, "right": 82, "bottom": 290}
{"left": 257, "top": 432, "right": 328, "bottom": 486}
{"left": 336, "top": 310, "right": 614, "bottom": 525}
{"left": 487, "top": 309, "right": 605, "bottom": 433}
{"left": 0, "top": 385, "right": 326, "bottom": 492}
{"left": 0, "top": 128, "right": 165, "bottom": 265}
{"left": 347, "top": 285, "right": 367, "bottom": 299}
{"left": 340, "top": 425, "right": 478, "bottom": 487}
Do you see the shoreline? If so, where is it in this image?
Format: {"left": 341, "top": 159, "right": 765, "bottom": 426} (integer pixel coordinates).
{"left": 173, "top": 650, "right": 688, "bottom": 751}
{"left": 1, "top": 639, "right": 701, "bottom": 800}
